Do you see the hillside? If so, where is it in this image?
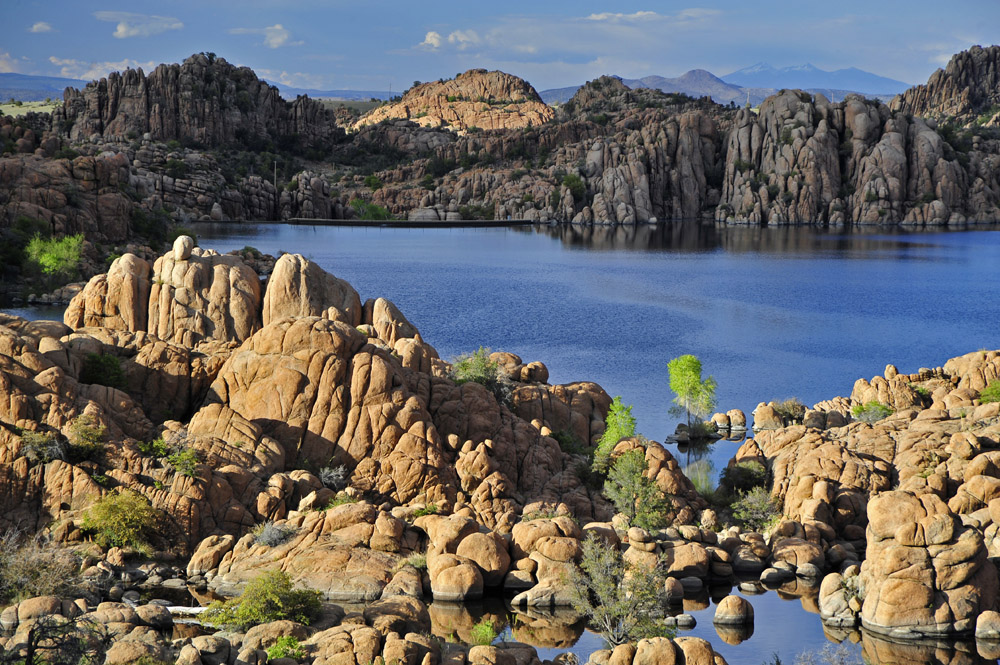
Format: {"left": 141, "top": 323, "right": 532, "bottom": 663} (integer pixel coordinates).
{"left": 355, "top": 69, "right": 554, "bottom": 133}
{"left": 891, "top": 44, "right": 1000, "bottom": 123}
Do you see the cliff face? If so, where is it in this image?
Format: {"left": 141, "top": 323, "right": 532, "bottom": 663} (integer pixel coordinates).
{"left": 891, "top": 45, "right": 1000, "bottom": 122}
{"left": 53, "top": 53, "right": 344, "bottom": 149}
{"left": 355, "top": 69, "right": 554, "bottom": 133}
{"left": 716, "top": 90, "right": 1000, "bottom": 224}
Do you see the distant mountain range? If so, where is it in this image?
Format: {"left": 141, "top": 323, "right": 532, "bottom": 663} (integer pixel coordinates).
{"left": 268, "top": 83, "right": 391, "bottom": 101}
{"left": 721, "top": 62, "right": 910, "bottom": 95}
{"left": 0, "top": 73, "right": 88, "bottom": 102}
{"left": 540, "top": 63, "right": 911, "bottom": 107}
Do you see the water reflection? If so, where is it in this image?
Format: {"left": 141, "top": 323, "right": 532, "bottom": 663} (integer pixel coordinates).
{"left": 861, "top": 631, "right": 989, "bottom": 665}
{"left": 536, "top": 221, "right": 1000, "bottom": 255}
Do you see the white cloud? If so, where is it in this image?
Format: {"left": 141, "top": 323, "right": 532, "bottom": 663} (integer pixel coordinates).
{"left": 585, "top": 11, "right": 660, "bottom": 22}
{"left": 0, "top": 52, "right": 22, "bottom": 73}
{"left": 49, "top": 56, "right": 156, "bottom": 81}
{"left": 29, "top": 22, "right": 53, "bottom": 33}
{"left": 420, "top": 31, "right": 442, "bottom": 49}
{"left": 93, "top": 11, "right": 182, "bottom": 39}
{"left": 257, "top": 68, "right": 326, "bottom": 90}
{"left": 447, "top": 30, "right": 481, "bottom": 50}
{"left": 229, "top": 24, "right": 303, "bottom": 49}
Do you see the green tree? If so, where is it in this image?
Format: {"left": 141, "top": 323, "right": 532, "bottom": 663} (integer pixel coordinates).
{"left": 667, "top": 354, "right": 717, "bottom": 429}
{"left": 568, "top": 534, "right": 674, "bottom": 647}
{"left": 593, "top": 396, "right": 636, "bottom": 470}
{"left": 201, "top": 569, "right": 322, "bottom": 630}
{"left": 603, "top": 449, "right": 668, "bottom": 529}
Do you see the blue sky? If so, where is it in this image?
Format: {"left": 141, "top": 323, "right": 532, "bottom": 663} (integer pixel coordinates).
{"left": 2, "top": 0, "right": 997, "bottom": 91}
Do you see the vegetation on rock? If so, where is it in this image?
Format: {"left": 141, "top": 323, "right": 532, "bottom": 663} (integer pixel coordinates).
{"left": 604, "top": 449, "right": 668, "bottom": 530}
{"left": 569, "top": 534, "right": 675, "bottom": 646}
{"left": 593, "top": 396, "right": 637, "bottom": 471}
{"left": 0, "top": 530, "right": 81, "bottom": 603}
{"left": 850, "top": 401, "right": 893, "bottom": 423}
{"left": 450, "top": 347, "right": 513, "bottom": 406}
{"left": 79, "top": 353, "right": 126, "bottom": 390}
{"left": 732, "top": 486, "right": 781, "bottom": 532}
{"left": 201, "top": 569, "right": 322, "bottom": 630}
{"left": 81, "top": 488, "right": 159, "bottom": 554}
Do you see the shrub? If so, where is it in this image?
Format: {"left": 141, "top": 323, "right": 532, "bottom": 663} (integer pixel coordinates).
{"left": 165, "top": 159, "right": 189, "bottom": 179}
{"left": 167, "top": 449, "right": 200, "bottom": 477}
{"left": 81, "top": 488, "right": 159, "bottom": 554}
{"left": 569, "top": 533, "right": 674, "bottom": 647}
{"left": 401, "top": 552, "right": 427, "bottom": 570}
{"left": 201, "top": 569, "right": 322, "bottom": 630}
{"left": 562, "top": 173, "right": 586, "bottom": 202}
{"left": 732, "top": 486, "right": 780, "bottom": 533}
{"left": 980, "top": 380, "right": 1000, "bottom": 404}
{"left": 450, "top": 347, "right": 513, "bottom": 407}
{"left": 3, "top": 613, "right": 112, "bottom": 665}
{"left": 267, "top": 636, "right": 306, "bottom": 660}
{"left": 363, "top": 174, "right": 383, "bottom": 190}
{"left": 252, "top": 521, "right": 297, "bottom": 547}
{"left": 851, "top": 401, "right": 893, "bottom": 423}
{"left": 79, "top": 353, "right": 126, "bottom": 390}
{"left": 65, "top": 414, "right": 107, "bottom": 463}
{"left": 593, "top": 396, "right": 637, "bottom": 471}
{"left": 350, "top": 198, "right": 392, "bottom": 221}
{"left": 469, "top": 619, "right": 499, "bottom": 646}
{"left": 318, "top": 465, "right": 348, "bottom": 491}
{"left": 604, "top": 449, "right": 668, "bottom": 530}
{"left": 552, "top": 430, "right": 590, "bottom": 456}
{"left": 720, "top": 460, "right": 768, "bottom": 494}
{"left": 21, "top": 430, "right": 67, "bottom": 464}
{"left": 0, "top": 530, "right": 81, "bottom": 603}
{"left": 137, "top": 437, "right": 169, "bottom": 457}
{"left": 772, "top": 398, "right": 806, "bottom": 424}
{"left": 324, "top": 494, "right": 358, "bottom": 509}
{"left": 26, "top": 233, "right": 84, "bottom": 281}
{"left": 413, "top": 504, "right": 439, "bottom": 518}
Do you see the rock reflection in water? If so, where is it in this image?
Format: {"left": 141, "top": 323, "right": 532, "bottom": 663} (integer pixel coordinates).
{"left": 716, "top": 623, "right": 755, "bottom": 646}
{"left": 427, "top": 598, "right": 584, "bottom": 649}
{"left": 861, "top": 631, "right": 988, "bottom": 665}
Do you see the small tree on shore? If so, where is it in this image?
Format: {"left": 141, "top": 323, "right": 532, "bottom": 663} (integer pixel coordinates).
{"left": 667, "top": 354, "right": 717, "bottom": 429}
{"left": 593, "top": 396, "right": 637, "bottom": 471}
{"left": 569, "top": 534, "right": 674, "bottom": 647}
{"left": 604, "top": 449, "right": 668, "bottom": 530}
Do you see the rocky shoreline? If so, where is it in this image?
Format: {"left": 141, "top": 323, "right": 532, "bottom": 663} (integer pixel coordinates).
{"left": 0, "top": 234, "right": 998, "bottom": 664}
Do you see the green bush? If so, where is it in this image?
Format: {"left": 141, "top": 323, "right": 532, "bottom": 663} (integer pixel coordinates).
{"left": 593, "top": 396, "right": 637, "bottom": 470}
{"left": 720, "top": 460, "right": 768, "bottom": 494}
{"left": 771, "top": 398, "right": 806, "bottom": 424}
{"left": 562, "top": 173, "right": 586, "bottom": 202}
{"left": 266, "top": 636, "right": 306, "bottom": 660}
{"left": 667, "top": 354, "right": 717, "bottom": 431}
{"left": 552, "top": 430, "right": 590, "bottom": 456}
{"left": 604, "top": 449, "right": 668, "bottom": 530}
{"left": 167, "top": 449, "right": 200, "bottom": 477}
{"left": 67, "top": 414, "right": 107, "bottom": 463}
{"left": 413, "top": 504, "right": 439, "bottom": 518}
{"left": 79, "top": 353, "right": 126, "bottom": 390}
{"left": 450, "top": 347, "right": 513, "bottom": 407}
{"left": 81, "top": 488, "right": 159, "bottom": 554}
{"left": 980, "top": 380, "right": 1000, "bottom": 404}
{"left": 201, "top": 569, "right": 322, "bottom": 630}
{"left": 363, "top": 174, "right": 383, "bottom": 190}
{"left": 851, "top": 401, "right": 893, "bottom": 423}
{"left": 569, "top": 533, "right": 674, "bottom": 646}
{"left": 164, "top": 159, "right": 189, "bottom": 179}
{"left": 26, "top": 233, "right": 84, "bottom": 281}
{"left": 21, "top": 430, "right": 67, "bottom": 464}
{"left": 137, "top": 437, "right": 169, "bottom": 457}
{"left": 732, "top": 486, "right": 780, "bottom": 533}
{"left": 469, "top": 619, "right": 499, "bottom": 646}
{"left": 350, "top": 198, "right": 392, "bottom": 221}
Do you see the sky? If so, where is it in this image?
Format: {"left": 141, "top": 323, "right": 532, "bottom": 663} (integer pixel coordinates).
{"left": 1, "top": 0, "right": 998, "bottom": 92}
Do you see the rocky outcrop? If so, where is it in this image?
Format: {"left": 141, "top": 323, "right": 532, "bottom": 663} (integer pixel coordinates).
{"left": 860, "top": 490, "right": 997, "bottom": 637}
{"left": 715, "top": 89, "right": 994, "bottom": 224}
{"left": 891, "top": 45, "right": 1000, "bottom": 122}
{"left": 54, "top": 53, "right": 343, "bottom": 149}
{"left": 356, "top": 69, "right": 554, "bottom": 133}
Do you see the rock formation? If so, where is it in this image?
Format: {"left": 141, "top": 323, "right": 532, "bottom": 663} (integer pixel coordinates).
{"left": 891, "top": 45, "right": 1000, "bottom": 122}
{"left": 356, "top": 69, "right": 554, "bottom": 133}
{"left": 54, "top": 53, "right": 343, "bottom": 149}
